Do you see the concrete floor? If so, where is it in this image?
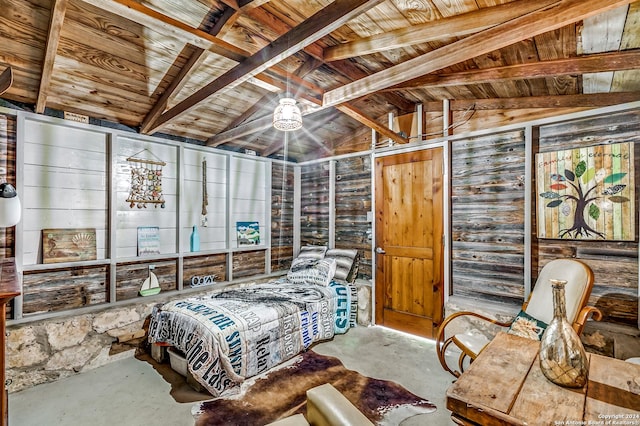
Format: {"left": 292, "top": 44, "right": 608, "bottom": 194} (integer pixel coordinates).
{"left": 9, "top": 325, "right": 457, "bottom": 426}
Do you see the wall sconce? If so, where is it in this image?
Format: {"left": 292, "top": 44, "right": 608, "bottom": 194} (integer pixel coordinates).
{"left": 0, "top": 183, "right": 21, "bottom": 227}
{"left": 273, "top": 97, "right": 302, "bottom": 132}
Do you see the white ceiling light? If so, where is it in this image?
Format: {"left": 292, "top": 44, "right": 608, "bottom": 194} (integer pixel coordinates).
{"left": 273, "top": 97, "right": 302, "bottom": 131}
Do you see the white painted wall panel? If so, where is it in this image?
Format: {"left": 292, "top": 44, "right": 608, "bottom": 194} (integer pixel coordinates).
{"left": 115, "top": 136, "right": 179, "bottom": 257}
{"left": 116, "top": 228, "right": 177, "bottom": 258}
{"left": 181, "top": 149, "right": 227, "bottom": 252}
{"left": 20, "top": 116, "right": 271, "bottom": 266}
{"left": 230, "top": 157, "right": 267, "bottom": 247}
{"left": 23, "top": 120, "right": 106, "bottom": 153}
{"left": 22, "top": 118, "right": 108, "bottom": 265}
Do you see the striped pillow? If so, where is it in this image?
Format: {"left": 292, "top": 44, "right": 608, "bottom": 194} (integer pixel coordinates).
{"left": 325, "top": 248, "right": 358, "bottom": 282}
{"left": 297, "top": 245, "right": 328, "bottom": 260}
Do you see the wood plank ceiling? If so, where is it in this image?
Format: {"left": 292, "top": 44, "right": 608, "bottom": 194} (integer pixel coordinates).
{"left": 0, "top": 0, "right": 639, "bottom": 161}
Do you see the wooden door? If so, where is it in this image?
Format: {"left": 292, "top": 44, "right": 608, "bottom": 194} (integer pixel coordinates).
{"left": 374, "top": 148, "right": 444, "bottom": 338}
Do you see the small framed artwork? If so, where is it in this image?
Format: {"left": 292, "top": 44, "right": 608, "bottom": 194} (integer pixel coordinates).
{"left": 536, "top": 142, "right": 634, "bottom": 240}
{"left": 236, "top": 221, "right": 260, "bottom": 246}
{"left": 137, "top": 226, "right": 160, "bottom": 256}
{"left": 42, "top": 228, "right": 97, "bottom": 264}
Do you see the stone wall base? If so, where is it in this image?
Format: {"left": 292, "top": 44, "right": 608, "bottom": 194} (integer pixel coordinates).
{"left": 8, "top": 277, "right": 374, "bottom": 393}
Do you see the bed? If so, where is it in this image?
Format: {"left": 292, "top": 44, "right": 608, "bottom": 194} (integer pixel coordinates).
{"left": 147, "top": 246, "right": 359, "bottom": 397}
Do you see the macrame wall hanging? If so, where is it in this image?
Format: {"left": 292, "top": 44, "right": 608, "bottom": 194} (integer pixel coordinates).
{"left": 126, "top": 149, "right": 166, "bottom": 209}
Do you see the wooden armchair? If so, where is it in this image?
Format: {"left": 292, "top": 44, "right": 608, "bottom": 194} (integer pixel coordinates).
{"left": 436, "top": 259, "right": 602, "bottom": 377}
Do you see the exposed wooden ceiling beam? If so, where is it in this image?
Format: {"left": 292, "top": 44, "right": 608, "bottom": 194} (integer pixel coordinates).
{"left": 80, "top": 0, "right": 299, "bottom": 88}
{"left": 323, "top": 0, "right": 636, "bottom": 108}
{"left": 140, "top": 47, "right": 210, "bottom": 134}
{"left": 80, "top": 0, "right": 247, "bottom": 61}
{"left": 323, "top": 0, "right": 558, "bottom": 62}
{"left": 261, "top": 108, "right": 340, "bottom": 158}
{"left": 336, "top": 105, "right": 408, "bottom": 144}
{"left": 207, "top": 76, "right": 325, "bottom": 146}
{"left": 87, "top": 0, "right": 411, "bottom": 138}
{"left": 219, "top": 0, "right": 270, "bottom": 11}
{"left": 207, "top": 100, "right": 407, "bottom": 147}
{"left": 208, "top": 114, "right": 275, "bottom": 145}
{"left": 327, "top": 59, "right": 415, "bottom": 112}
{"left": 211, "top": 93, "right": 278, "bottom": 146}
{"left": 387, "top": 50, "right": 640, "bottom": 92}
{"left": 217, "top": 0, "right": 270, "bottom": 34}
{"left": 140, "top": 6, "right": 236, "bottom": 134}
{"left": 436, "top": 92, "right": 640, "bottom": 111}
{"left": 306, "top": 125, "right": 371, "bottom": 160}
{"left": 36, "top": 0, "right": 68, "bottom": 114}
{"left": 116, "top": 0, "right": 322, "bottom": 134}
{"left": 207, "top": 61, "right": 407, "bottom": 148}
{"left": 148, "top": 0, "right": 386, "bottom": 134}
{"left": 245, "top": 5, "right": 414, "bottom": 112}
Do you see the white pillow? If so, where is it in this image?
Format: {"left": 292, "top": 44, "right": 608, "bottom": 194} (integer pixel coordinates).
{"left": 287, "top": 258, "right": 337, "bottom": 287}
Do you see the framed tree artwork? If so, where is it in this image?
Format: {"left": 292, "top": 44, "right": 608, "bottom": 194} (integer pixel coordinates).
{"left": 536, "top": 142, "right": 634, "bottom": 241}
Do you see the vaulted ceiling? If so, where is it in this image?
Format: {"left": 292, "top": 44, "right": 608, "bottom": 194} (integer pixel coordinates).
{"left": 1, "top": 0, "right": 639, "bottom": 161}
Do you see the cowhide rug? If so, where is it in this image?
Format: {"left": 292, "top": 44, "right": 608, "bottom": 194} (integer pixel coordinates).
{"left": 192, "top": 350, "right": 436, "bottom": 426}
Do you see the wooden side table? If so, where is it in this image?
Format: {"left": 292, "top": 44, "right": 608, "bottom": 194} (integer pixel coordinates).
{"left": 0, "top": 259, "right": 20, "bottom": 426}
{"left": 446, "top": 332, "right": 640, "bottom": 425}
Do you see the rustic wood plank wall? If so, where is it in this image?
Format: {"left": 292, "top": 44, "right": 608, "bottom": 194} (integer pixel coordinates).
{"left": 335, "top": 156, "right": 372, "bottom": 278}
{"left": 183, "top": 253, "right": 227, "bottom": 286}
{"left": 116, "top": 259, "right": 177, "bottom": 301}
{"left": 297, "top": 156, "right": 372, "bottom": 280}
{"left": 7, "top": 106, "right": 640, "bottom": 325}
{"left": 300, "top": 163, "right": 330, "bottom": 246}
{"left": 22, "top": 265, "right": 108, "bottom": 314}
{"left": 536, "top": 110, "right": 640, "bottom": 326}
{"left": 232, "top": 249, "right": 266, "bottom": 279}
{"left": 451, "top": 107, "right": 589, "bottom": 135}
{"left": 1, "top": 114, "right": 16, "bottom": 319}
{"left": 0, "top": 114, "right": 16, "bottom": 259}
{"left": 451, "top": 130, "right": 527, "bottom": 305}
{"left": 271, "top": 163, "right": 294, "bottom": 272}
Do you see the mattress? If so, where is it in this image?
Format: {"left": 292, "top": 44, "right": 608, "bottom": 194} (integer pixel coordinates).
{"left": 148, "top": 279, "right": 356, "bottom": 396}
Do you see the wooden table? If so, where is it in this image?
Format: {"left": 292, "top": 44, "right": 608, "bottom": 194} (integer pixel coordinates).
{"left": 446, "top": 332, "right": 640, "bottom": 426}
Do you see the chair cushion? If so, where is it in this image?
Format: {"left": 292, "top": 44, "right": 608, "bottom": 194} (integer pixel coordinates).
{"left": 525, "top": 259, "right": 590, "bottom": 325}
{"left": 507, "top": 310, "right": 548, "bottom": 340}
{"left": 452, "top": 333, "right": 490, "bottom": 359}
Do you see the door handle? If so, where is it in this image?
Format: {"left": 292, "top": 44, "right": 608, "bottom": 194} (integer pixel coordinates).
{"left": 375, "top": 247, "right": 386, "bottom": 254}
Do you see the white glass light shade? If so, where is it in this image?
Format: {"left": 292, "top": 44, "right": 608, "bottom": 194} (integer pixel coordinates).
{"left": 0, "top": 183, "right": 21, "bottom": 227}
{"left": 273, "top": 97, "right": 302, "bottom": 131}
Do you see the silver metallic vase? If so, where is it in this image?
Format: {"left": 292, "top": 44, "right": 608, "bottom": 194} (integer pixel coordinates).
{"left": 539, "top": 279, "right": 589, "bottom": 388}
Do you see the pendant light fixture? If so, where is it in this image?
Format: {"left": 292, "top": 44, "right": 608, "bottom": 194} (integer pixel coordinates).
{"left": 273, "top": 96, "right": 302, "bottom": 131}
